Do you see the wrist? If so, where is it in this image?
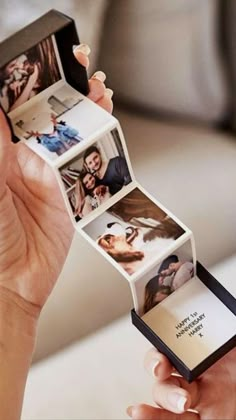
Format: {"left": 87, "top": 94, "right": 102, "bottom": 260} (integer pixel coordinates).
{"left": 0, "top": 287, "right": 38, "bottom": 420}
{"left": 0, "top": 285, "right": 39, "bottom": 341}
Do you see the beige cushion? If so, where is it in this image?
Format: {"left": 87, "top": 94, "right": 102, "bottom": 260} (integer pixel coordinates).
{"left": 99, "top": 0, "right": 229, "bottom": 123}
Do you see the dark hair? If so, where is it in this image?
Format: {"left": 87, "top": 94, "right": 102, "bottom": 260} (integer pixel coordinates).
{"left": 83, "top": 145, "right": 100, "bottom": 163}
{"left": 143, "top": 275, "right": 171, "bottom": 314}
{"left": 158, "top": 255, "right": 179, "bottom": 274}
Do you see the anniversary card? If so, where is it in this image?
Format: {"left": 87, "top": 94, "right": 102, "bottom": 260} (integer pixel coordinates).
{"left": 141, "top": 276, "right": 236, "bottom": 373}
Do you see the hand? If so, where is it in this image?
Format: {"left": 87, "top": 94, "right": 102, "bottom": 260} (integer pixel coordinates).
{"left": 73, "top": 44, "right": 113, "bottom": 113}
{"left": 28, "top": 63, "right": 39, "bottom": 88}
{"left": 9, "top": 79, "right": 25, "bottom": 97}
{"left": 0, "top": 44, "right": 113, "bottom": 317}
{"left": 127, "top": 347, "right": 236, "bottom": 420}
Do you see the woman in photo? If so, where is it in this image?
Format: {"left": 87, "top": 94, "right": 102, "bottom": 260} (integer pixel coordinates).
{"left": 0, "top": 37, "right": 60, "bottom": 113}
{"left": 158, "top": 255, "right": 194, "bottom": 291}
{"left": 0, "top": 58, "right": 40, "bottom": 112}
{"left": 73, "top": 170, "right": 111, "bottom": 218}
{"left": 143, "top": 255, "right": 194, "bottom": 314}
{"left": 143, "top": 274, "right": 171, "bottom": 314}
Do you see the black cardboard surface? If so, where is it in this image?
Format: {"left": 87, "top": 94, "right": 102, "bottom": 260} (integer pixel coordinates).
{"left": 197, "top": 262, "right": 236, "bottom": 315}
{"left": 131, "top": 262, "right": 236, "bottom": 382}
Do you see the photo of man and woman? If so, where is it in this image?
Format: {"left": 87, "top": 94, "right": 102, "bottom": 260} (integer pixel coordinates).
{"left": 0, "top": 36, "right": 61, "bottom": 113}
{"left": 83, "top": 188, "right": 185, "bottom": 276}
{"left": 131, "top": 240, "right": 194, "bottom": 316}
{"left": 60, "top": 128, "right": 132, "bottom": 221}
{"left": 143, "top": 254, "right": 194, "bottom": 314}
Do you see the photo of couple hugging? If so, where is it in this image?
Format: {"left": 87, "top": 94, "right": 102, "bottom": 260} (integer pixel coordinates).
{"left": 142, "top": 250, "right": 194, "bottom": 315}
{"left": 0, "top": 37, "right": 61, "bottom": 113}
{"left": 60, "top": 128, "right": 132, "bottom": 221}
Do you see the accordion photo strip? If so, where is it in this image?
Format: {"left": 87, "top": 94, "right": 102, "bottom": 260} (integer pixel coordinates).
{"left": 1, "top": 10, "right": 235, "bottom": 382}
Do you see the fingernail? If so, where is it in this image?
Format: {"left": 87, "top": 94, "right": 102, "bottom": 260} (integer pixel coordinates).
{"left": 126, "top": 406, "right": 133, "bottom": 417}
{"left": 105, "top": 88, "right": 114, "bottom": 98}
{"left": 73, "top": 43, "right": 91, "bottom": 56}
{"left": 149, "top": 359, "right": 160, "bottom": 377}
{"left": 92, "top": 71, "right": 106, "bottom": 83}
{"left": 167, "top": 393, "right": 188, "bottom": 412}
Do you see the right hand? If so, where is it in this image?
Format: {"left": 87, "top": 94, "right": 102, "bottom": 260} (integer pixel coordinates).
{"left": 127, "top": 347, "right": 236, "bottom": 419}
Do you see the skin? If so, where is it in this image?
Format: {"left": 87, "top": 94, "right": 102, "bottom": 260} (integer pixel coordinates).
{"left": 127, "top": 347, "right": 236, "bottom": 420}
{"left": 169, "top": 261, "right": 182, "bottom": 271}
{"left": 153, "top": 290, "right": 169, "bottom": 303}
{"left": 85, "top": 151, "right": 102, "bottom": 173}
{"left": 82, "top": 172, "right": 97, "bottom": 190}
{"left": 0, "top": 46, "right": 113, "bottom": 420}
{"left": 85, "top": 150, "right": 109, "bottom": 178}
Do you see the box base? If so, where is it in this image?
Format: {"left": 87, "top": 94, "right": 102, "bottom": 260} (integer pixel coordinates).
{"left": 131, "top": 262, "right": 236, "bottom": 382}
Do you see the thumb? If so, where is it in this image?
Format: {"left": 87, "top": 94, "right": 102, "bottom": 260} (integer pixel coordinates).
{"left": 0, "top": 108, "right": 12, "bottom": 197}
{"left": 127, "top": 404, "right": 199, "bottom": 420}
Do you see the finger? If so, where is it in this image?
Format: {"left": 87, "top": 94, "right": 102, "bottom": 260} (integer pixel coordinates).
{"left": 127, "top": 404, "right": 199, "bottom": 420}
{"left": 152, "top": 376, "right": 199, "bottom": 414}
{"left": 87, "top": 76, "right": 106, "bottom": 103}
{"left": 144, "top": 348, "right": 173, "bottom": 381}
{"left": 96, "top": 89, "right": 113, "bottom": 114}
{"left": 0, "top": 109, "right": 11, "bottom": 160}
{"left": 73, "top": 44, "right": 90, "bottom": 69}
{"left": 0, "top": 109, "right": 12, "bottom": 200}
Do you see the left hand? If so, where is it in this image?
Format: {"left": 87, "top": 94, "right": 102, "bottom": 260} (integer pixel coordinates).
{"left": 73, "top": 44, "right": 113, "bottom": 113}
{"left": 127, "top": 347, "right": 236, "bottom": 420}
{"left": 0, "top": 44, "right": 113, "bottom": 318}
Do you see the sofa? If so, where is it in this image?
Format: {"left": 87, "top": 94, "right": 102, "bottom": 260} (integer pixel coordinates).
{"left": 0, "top": 1, "right": 235, "bottom": 418}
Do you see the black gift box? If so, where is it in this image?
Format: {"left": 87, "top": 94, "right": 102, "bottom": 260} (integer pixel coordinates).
{"left": 131, "top": 262, "right": 236, "bottom": 382}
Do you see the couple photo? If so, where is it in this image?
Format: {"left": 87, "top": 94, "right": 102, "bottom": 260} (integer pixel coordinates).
{"left": 0, "top": 36, "right": 61, "bottom": 113}
{"left": 60, "top": 128, "right": 132, "bottom": 221}
{"left": 143, "top": 253, "right": 194, "bottom": 314}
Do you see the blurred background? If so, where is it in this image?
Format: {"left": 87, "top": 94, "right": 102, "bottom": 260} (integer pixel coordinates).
{"left": 1, "top": 1, "right": 236, "bottom": 418}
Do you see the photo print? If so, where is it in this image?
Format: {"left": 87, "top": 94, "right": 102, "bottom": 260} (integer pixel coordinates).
{"left": 132, "top": 240, "right": 194, "bottom": 316}
{"left": 0, "top": 36, "right": 61, "bottom": 113}
{"left": 83, "top": 188, "right": 185, "bottom": 276}
{"left": 59, "top": 128, "right": 132, "bottom": 221}
{"left": 10, "top": 84, "right": 84, "bottom": 161}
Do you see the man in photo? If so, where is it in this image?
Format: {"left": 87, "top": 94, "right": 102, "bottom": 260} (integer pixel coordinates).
{"left": 143, "top": 255, "right": 194, "bottom": 313}
{"left": 83, "top": 145, "right": 131, "bottom": 195}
